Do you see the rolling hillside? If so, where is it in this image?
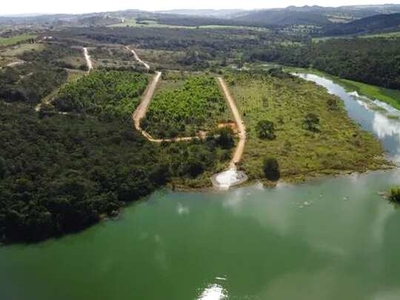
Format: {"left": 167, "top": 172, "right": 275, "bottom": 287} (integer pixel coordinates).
{"left": 324, "top": 13, "right": 400, "bottom": 36}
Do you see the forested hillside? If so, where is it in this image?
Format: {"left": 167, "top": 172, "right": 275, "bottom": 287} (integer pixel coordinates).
{"left": 324, "top": 13, "right": 400, "bottom": 36}
{"left": 250, "top": 38, "right": 400, "bottom": 89}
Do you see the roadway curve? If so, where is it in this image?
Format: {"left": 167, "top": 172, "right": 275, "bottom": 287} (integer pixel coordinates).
{"left": 125, "top": 46, "right": 150, "bottom": 70}
{"left": 218, "top": 77, "right": 246, "bottom": 169}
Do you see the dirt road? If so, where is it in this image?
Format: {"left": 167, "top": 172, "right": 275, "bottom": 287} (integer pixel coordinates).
{"left": 83, "top": 47, "right": 93, "bottom": 72}
{"left": 125, "top": 46, "right": 150, "bottom": 70}
{"left": 132, "top": 71, "right": 208, "bottom": 143}
{"left": 218, "top": 77, "right": 246, "bottom": 169}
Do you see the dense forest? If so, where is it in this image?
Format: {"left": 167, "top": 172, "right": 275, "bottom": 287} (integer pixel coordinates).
{"left": 0, "top": 70, "right": 232, "bottom": 243}
{"left": 142, "top": 75, "right": 227, "bottom": 138}
{"left": 53, "top": 71, "right": 148, "bottom": 118}
{"left": 250, "top": 38, "right": 400, "bottom": 89}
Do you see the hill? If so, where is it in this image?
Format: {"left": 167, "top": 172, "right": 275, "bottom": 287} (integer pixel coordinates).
{"left": 156, "top": 9, "right": 244, "bottom": 18}
{"left": 234, "top": 9, "right": 330, "bottom": 26}
{"left": 324, "top": 13, "right": 400, "bottom": 36}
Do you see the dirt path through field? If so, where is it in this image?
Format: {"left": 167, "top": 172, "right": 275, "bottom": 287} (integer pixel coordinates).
{"left": 83, "top": 47, "right": 93, "bottom": 72}
{"left": 125, "top": 46, "right": 150, "bottom": 70}
{"left": 218, "top": 77, "right": 246, "bottom": 169}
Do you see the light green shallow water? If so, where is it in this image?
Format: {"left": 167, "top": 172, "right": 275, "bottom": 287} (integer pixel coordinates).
{"left": 2, "top": 74, "right": 400, "bottom": 300}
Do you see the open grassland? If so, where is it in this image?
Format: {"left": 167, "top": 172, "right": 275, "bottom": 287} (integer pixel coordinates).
{"left": 227, "top": 72, "right": 389, "bottom": 182}
{"left": 0, "top": 43, "right": 44, "bottom": 56}
{"left": 142, "top": 74, "right": 231, "bottom": 138}
{"left": 0, "top": 34, "right": 36, "bottom": 46}
{"left": 53, "top": 71, "right": 148, "bottom": 117}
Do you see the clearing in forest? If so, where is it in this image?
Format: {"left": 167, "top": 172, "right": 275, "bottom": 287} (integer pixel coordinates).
{"left": 141, "top": 73, "right": 231, "bottom": 139}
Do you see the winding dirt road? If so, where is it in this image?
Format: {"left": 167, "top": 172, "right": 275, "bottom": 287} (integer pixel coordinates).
{"left": 218, "top": 77, "right": 246, "bottom": 169}
{"left": 125, "top": 46, "right": 150, "bottom": 70}
{"left": 130, "top": 49, "right": 246, "bottom": 168}
{"left": 83, "top": 47, "right": 93, "bottom": 72}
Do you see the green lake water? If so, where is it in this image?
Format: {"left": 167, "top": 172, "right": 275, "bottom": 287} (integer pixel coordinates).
{"left": 1, "top": 74, "right": 400, "bottom": 300}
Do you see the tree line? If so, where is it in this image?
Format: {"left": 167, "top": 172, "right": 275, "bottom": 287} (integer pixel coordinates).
{"left": 250, "top": 37, "right": 400, "bottom": 89}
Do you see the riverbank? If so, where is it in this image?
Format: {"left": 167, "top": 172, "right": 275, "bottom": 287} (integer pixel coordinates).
{"left": 285, "top": 67, "right": 400, "bottom": 111}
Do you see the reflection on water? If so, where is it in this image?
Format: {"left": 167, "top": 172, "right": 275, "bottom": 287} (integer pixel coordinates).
{"left": 373, "top": 114, "right": 400, "bottom": 162}
{"left": 197, "top": 283, "right": 228, "bottom": 300}
{"left": 294, "top": 73, "right": 400, "bottom": 163}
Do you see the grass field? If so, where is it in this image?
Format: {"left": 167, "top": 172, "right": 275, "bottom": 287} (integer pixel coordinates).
{"left": 227, "top": 72, "right": 389, "bottom": 182}
{"left": 313, "top": 31, "right": 400, "bottom": 42}
{"left": 0, "top": 43, "right": 44, "bottom": 56}
{"left": 109, "top": 18, "right": 268, "bottom": 31}
{"left": 0, "top": 34, "right": 37, "bottom": 46}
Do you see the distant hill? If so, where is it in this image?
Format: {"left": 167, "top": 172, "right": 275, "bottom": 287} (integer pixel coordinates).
{"left": 2, "top": 4, "right": 400, "bottom": 29}
{"left": 324, "top": 13, "right": 400, "bottom": 36}
{"left": 156, "top": 9, "right": 244, "bottom": 18}
{"left": 231, "top": 4, "right": 400, "bottom": 27}
{"left": 234, "top": 9, "right": 330, "bottom": 26}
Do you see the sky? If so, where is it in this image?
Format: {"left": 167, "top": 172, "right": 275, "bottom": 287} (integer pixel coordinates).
{"left": 1, "top": 0, "right": 400, "bottom": 15}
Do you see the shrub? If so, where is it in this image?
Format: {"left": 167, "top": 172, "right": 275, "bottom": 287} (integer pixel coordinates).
{"left": 304, "top": 113, "right": 320, "bottom": 132}
{"left": 256, "top": 120, "right": 276, "bottom": 140}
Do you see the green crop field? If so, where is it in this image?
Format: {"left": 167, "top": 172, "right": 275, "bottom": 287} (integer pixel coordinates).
{"left": 142, "top": 75, "right": 230, "bottom": 138}
{"left": 227, "top": 72, "right": 389, "bottom": 182}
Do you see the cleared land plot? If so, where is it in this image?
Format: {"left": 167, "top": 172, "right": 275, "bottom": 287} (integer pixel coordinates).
{"left": 0, "top": 34, "right": 36, "bottom": 46}
{"left": 142, "top": 74, "right": 231, "bottom": 138}
{"left": 0, "top": 43, "right": 44, "bottom": 56}
{"left": 89, "top": 46, "right": 144, "bottom": 70}
{"left": 134, "top": 48, "right": 186, "bottom": 70}
{"left": 228, "top": 72, "right": 388, "bottom": 182}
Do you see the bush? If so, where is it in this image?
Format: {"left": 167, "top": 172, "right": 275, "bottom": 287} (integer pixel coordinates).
{"left": 390, "top": 187, "right": 400, "bottom": 204}
{"left": 215, "top": 127, "right": 234, "bottom": 149}
{"left": 304, "top": 113, "right": 320, "bottom": 132}
{"left": 256, "top": 120, "right": 276, "bottom": 140}
{"left": 263, "top": 158, "right": 280, "bottom": 181}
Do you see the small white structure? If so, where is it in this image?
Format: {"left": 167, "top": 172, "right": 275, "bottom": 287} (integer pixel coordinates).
{"left": 212, "top": 168, "right": 247, "bottom": 190}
